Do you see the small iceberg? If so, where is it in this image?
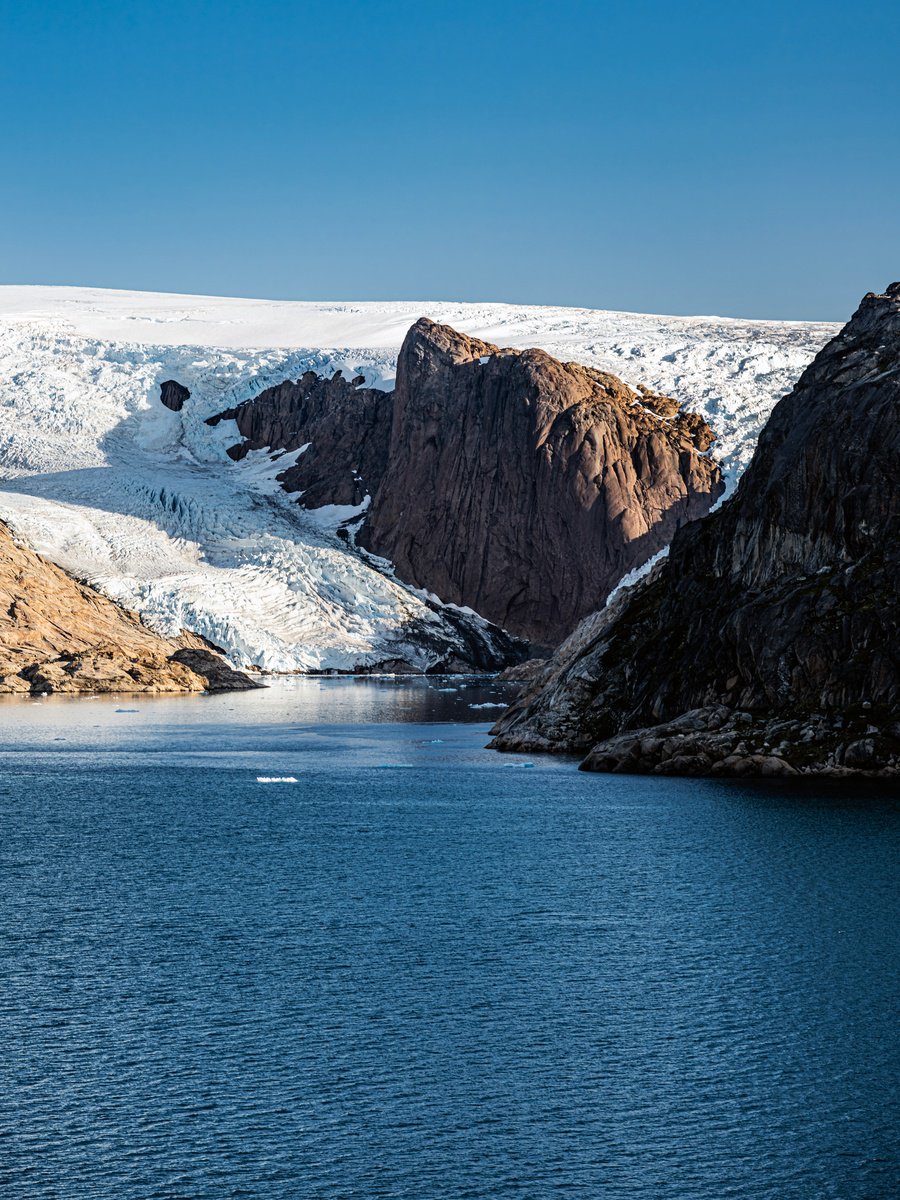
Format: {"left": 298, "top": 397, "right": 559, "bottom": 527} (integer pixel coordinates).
{"left": 501, "top": 762, "right": 536, "bottom": 769}
{"left": 256, "top": 776, "right": 298, "bottom": 783}
{"left": 469, "top": 702, "right": 507, "bottom": 710}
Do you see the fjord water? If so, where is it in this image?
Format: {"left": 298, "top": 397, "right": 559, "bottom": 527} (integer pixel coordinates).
{"left": 1, "top": 680, "right": 897, "bottom": 1200}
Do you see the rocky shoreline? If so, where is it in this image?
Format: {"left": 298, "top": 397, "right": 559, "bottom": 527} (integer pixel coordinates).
{"left": 579, "top": 705, "right": 900, "bottom": 778}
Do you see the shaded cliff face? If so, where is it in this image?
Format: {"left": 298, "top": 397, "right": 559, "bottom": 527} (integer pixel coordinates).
{"left": 491, "top": 284, "right": 900, "bottom": 776}
{"left": 207, "top": 371, "right": 392, "bottom": 508}
{"left": 355, "top": 319, "right": 723, "bottom": 644}
{"left": 0, "top": 522, "right": 260, "bottom": 695}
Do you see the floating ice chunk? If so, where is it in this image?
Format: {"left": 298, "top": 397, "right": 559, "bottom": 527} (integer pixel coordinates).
{"left": 469, "top": 702, "right": 508, "bottom": 709}
{"left": 501, "top": 761, "right": 536, "bottom": 769}
{"left": 256, "top": 775, "right": 298, "bottom": 783}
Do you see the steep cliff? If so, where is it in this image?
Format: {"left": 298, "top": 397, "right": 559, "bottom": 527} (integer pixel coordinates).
{"left": 490, "top": 285, "right": 900, "bottom": 776}
{"left": 0, "top": 522, "right": 260, "bottom": 695}
{"left": 357, "top": 320, "right": 722, "bottom": 644}
{"left": 209, "top": 319, "right": 723, "bottom": 646}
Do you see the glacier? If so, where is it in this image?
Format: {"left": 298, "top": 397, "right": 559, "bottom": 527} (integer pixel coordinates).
{"left": 0, "top": 286, "right": 837, "bottom": 671}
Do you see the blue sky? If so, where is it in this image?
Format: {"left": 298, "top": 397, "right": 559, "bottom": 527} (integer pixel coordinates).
{"left": 2, "top": 0, "right": 898, "bottom": 319}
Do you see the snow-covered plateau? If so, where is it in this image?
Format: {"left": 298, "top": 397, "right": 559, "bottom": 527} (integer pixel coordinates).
{"left": 0, "top": 286, "right": 837, "bottom": 671}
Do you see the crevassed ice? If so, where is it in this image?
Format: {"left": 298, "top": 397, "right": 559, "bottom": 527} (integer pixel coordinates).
{"left": 0, "top": 288, "right": 836, "bottom": 669}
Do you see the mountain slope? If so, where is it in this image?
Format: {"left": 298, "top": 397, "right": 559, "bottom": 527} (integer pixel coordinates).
{"left": 0, "top": 521, "right": 257, "bottom": 694}
{"left": 0, "top": 287, "right": 835, "bottom": 670}
{"left": 207, "top": 318, "right": 723, "bottom": 644}
{"left": 356, "top": 319, "right": 723, "bottom": 643}
{"left": 490, "top": 284, "right": 900, "bottom": 776}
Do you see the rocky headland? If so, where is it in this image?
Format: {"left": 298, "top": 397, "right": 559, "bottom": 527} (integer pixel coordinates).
{"left": 490, "top": 284, "right": 900, "bottom": 777}
{"left": 0, "top": 522, "right": 260, "bottom": 695}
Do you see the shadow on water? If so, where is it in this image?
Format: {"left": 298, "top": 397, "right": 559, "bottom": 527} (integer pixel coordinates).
{"left": 691, "top": 773, "right": 900, "bottom": 810}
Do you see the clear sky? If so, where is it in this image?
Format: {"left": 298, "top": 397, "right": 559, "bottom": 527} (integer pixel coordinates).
{"left": 2, "top": 0, "right": 898, "bottom": 320}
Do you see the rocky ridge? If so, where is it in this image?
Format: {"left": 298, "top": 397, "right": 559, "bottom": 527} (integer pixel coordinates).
{"left": 0, "top": 521, "right": 260, "bottom": 695}
{"left": 490, "top": 285, "right": 900, "bottom": 776}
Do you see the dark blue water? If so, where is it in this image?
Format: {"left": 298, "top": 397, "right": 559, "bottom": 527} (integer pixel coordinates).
{"left": 1, "top": 679, "right": 898, "bottom": 1199}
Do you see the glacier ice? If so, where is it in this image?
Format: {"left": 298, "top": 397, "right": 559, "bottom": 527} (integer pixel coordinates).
{"left": 0, "top": 287, "right": 836, "bottom": 672}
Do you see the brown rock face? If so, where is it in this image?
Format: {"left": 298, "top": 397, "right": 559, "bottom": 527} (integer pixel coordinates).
{"left": 208, "top": 371, "right": 392, "bottom": 508}
{"left": 358, "top": 319, "right": 723, "bottom": 644}
{"left": 490, "top": 284, "right": 900, "bottom": 776}
{"left": 206, "top": 319, "right": 722, "bottom": 646}
{"left": 0, "top": 522, "right": 260, "bottom": 695}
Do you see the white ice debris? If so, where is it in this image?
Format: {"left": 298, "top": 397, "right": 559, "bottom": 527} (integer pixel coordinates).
{"left": 0, "top": 286, "right": 836, "bottom": 670}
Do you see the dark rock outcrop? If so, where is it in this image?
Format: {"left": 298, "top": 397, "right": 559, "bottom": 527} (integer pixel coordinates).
{"left": 0, "top": 521, "right": 260, "bottom": 695}
{"left": 207, "top": 370, "right": 392, "bottom": 508}
{"left": 351, "top": 599, "right": 526, "bottom": 675}
{"left": 358, "top": 320, "right": 723, "bottom": 645}
{"left": 160, "top": 380, "right": 190, "bottom": 412}
{"left": 490, "top": 284, "right": 900, "bottom": 776}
